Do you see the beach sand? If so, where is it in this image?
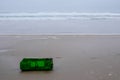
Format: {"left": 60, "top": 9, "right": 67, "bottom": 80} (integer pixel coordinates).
{"left": 0, "top": 35, "right": 120, "bottom": 80}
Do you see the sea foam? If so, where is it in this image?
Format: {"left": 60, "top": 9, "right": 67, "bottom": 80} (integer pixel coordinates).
{"left": 0, "top": 12, "right": 120, "bottom": 20}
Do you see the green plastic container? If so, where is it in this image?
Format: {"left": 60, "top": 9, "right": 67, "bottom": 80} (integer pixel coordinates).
{"left": 20, "top": 58, "right": 53, "bottom": 71}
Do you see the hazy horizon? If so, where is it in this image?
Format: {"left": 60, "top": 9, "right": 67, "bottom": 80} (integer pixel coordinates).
{"left": 0, "top": 0, "right": 120, "bottom": 13}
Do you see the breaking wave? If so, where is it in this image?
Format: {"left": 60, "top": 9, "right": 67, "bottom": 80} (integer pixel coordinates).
{"left": 0, "top": 12, "right": 120, "bottom": 20}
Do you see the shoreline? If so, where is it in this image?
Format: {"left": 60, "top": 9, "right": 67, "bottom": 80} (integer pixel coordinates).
{"left": 0, "top": 34, "right": 120, "bottom": 36}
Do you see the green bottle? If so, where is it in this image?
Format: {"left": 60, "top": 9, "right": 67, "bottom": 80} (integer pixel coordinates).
{"left": 20, "top": 58, "right": 53, "bottom": 71}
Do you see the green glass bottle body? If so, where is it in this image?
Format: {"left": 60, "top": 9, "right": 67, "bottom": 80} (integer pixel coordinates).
{"left": 20, "top": 58, "right": 53, "bottom": 71}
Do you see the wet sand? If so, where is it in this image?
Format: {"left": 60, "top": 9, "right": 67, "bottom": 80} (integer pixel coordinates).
{"left": 0, "top": 35, "right": 120, "bottom": 80}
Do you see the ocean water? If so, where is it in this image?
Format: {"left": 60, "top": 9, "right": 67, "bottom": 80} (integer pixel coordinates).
{"left": 0, "top": 13, "right": 120, "bottom": 20}
{"left": 0, "top": 13, "right": 120, "bottom": 35}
